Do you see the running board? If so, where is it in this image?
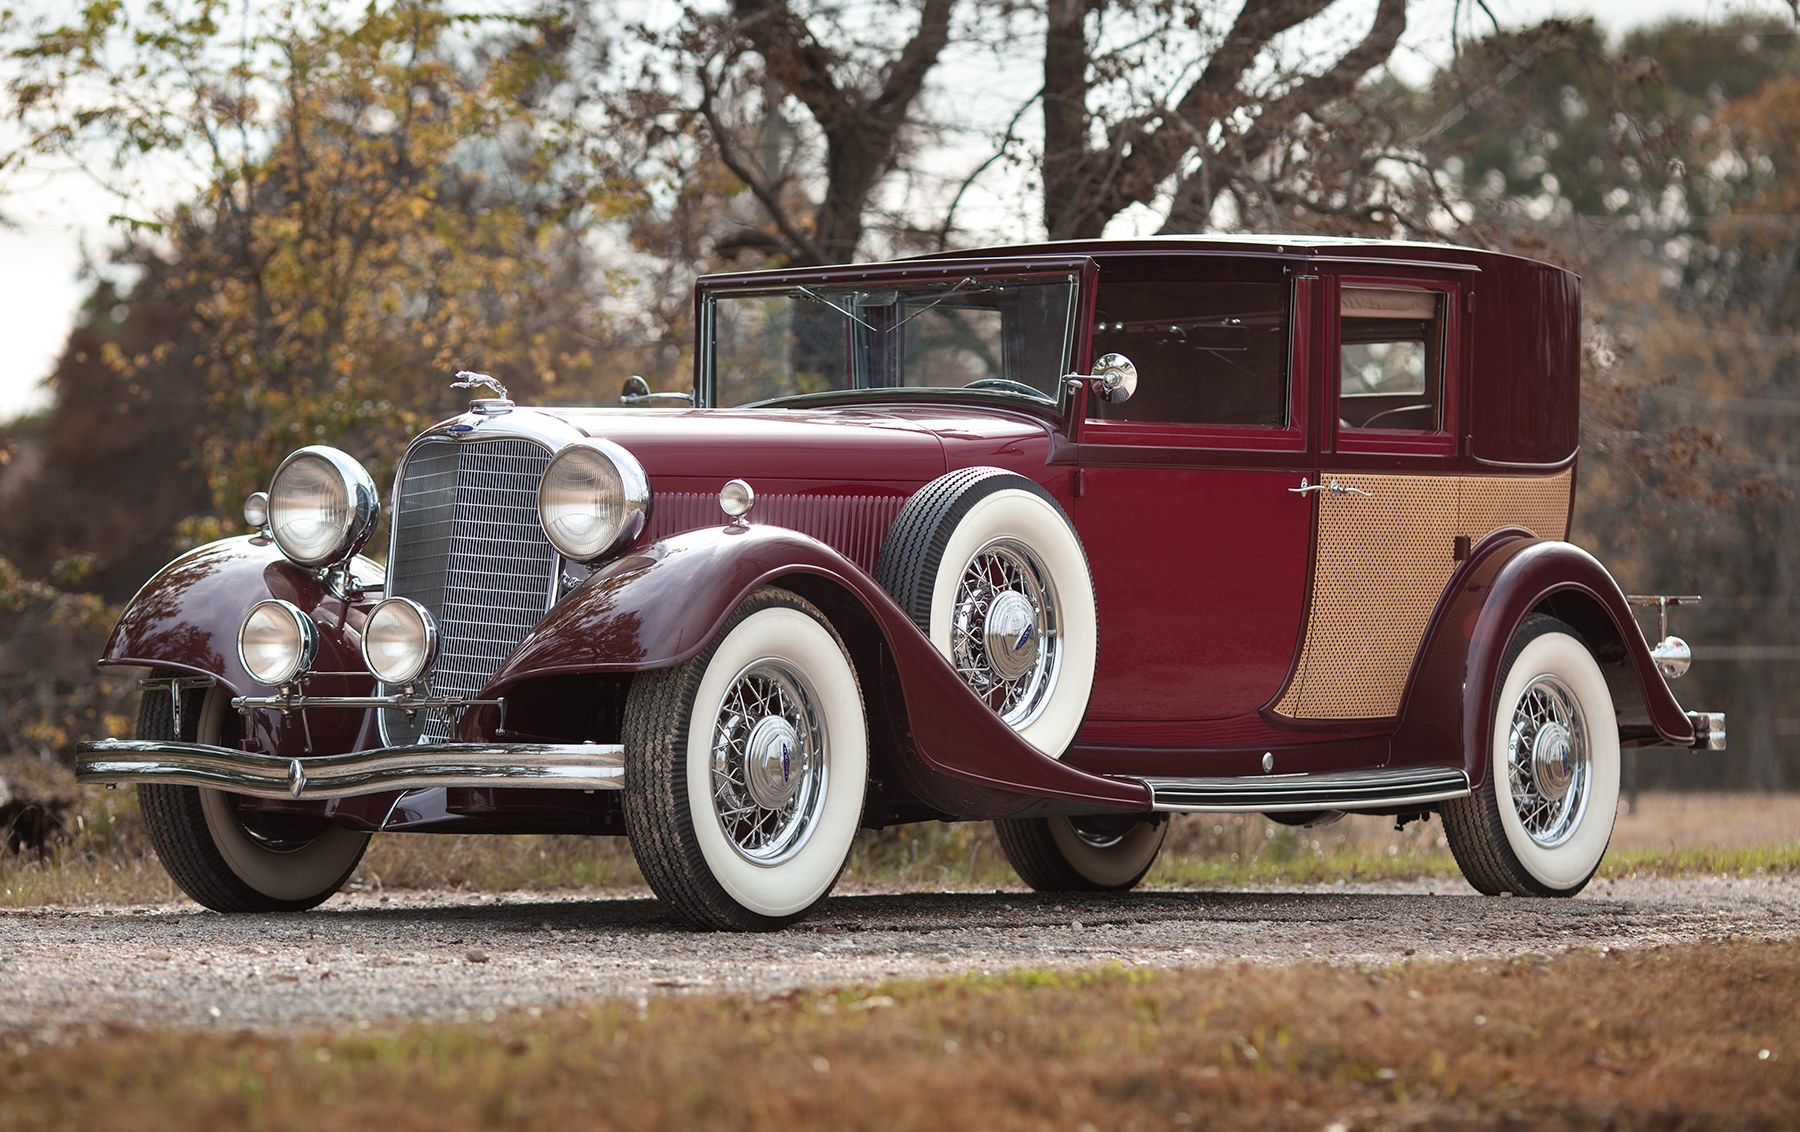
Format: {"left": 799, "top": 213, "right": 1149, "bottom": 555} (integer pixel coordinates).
{"left": 1130, "top": 766, "right": 1471, "bottom": 813}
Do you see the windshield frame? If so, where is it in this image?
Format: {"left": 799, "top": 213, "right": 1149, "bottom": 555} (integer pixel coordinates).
{"left": 695, "top": 255, "right": 1098, "bottom": 410}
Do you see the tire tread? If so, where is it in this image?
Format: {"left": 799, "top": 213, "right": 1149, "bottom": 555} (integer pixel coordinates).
{"left": 874, "top": 466, "right": 1020, "bottom": 630}
{"left": 994, "top": 818, "right": 1102, "bottom": 892}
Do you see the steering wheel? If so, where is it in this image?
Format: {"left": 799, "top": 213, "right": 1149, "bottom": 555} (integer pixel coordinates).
{"left": 1357, "top": 403, "right": 1433, "bottom": 430}
{"left": 964, "top": 378, "right": 1054, "bottom": 401}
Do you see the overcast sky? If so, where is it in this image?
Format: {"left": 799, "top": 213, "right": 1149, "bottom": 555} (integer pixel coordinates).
{"left": 0, "top": 0, "right": 1791, "bottom": 423}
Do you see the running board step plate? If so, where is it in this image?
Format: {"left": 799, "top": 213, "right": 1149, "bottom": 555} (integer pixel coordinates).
{"left": 1129, "top": 766, "right": 1471, "bottom": 813}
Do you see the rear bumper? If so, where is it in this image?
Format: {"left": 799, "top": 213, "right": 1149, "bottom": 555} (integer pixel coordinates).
{"left": 75, "top": 739, "right": 624, "bottom": 800}
{"left": 1687, "top": 712, "right": 1727, "bottom": 751}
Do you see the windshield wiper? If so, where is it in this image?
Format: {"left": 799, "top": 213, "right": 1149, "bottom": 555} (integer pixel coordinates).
{"left": 796, "top": 286, "right": 876, "bottom": 331}
{"left": 796, "top": 277, "right": 997, "bottom": 335}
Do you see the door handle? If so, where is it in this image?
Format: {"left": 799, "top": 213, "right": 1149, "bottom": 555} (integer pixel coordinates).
{"left": 1289, "top": 477, "right": 1372, "bottom": 497}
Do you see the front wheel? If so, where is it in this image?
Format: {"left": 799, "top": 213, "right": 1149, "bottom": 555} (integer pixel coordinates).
{"left": 995, "top": 814, "right": 1168, "bottom": 892}
{"left": 623, "top": 588, "right": 868, "bottom": 930}
{"left": 137, "top": 680, "right": 369, "bottom": 912}
{"left": 1442, "top": 615, "right": 1621, "bottom": 896}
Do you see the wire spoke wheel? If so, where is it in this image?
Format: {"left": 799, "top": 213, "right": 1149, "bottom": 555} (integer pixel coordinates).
{"left": 1503, "top": 675, "right": 1589, "bottom": 848}
{"left": 948, "top": 538, "right": 1061, "bottom": 729}
{"left": 875, "top": 467, "right": 1096, "bottom": 758}
{"left": 995, "top": 813, "right": 1169, "bottom": 892}
{"left": 136, "top": 675, "right": 368, "bottom": 912}
{"left": 709, "top": 660, "right": 827, "bottom": 865}
{"left": 624, "top": 588, "right": 867, "bottom": 930}
{"left": 1442, "top": 615, "right": 1620, "bottom": 897}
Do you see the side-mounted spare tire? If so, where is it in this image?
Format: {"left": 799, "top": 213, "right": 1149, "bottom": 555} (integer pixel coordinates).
{"left": 875, "top": 467, "right": 1097, "bottom": 758}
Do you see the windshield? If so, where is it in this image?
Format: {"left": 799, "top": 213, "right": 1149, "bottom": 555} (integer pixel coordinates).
{"left": 704, "top": 272, "right": 1079, "bottom": 408}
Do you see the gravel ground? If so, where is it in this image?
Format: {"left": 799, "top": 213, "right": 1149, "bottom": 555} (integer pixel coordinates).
{"left": 4, "top": 873, "right": 1796, "bottom": 1039}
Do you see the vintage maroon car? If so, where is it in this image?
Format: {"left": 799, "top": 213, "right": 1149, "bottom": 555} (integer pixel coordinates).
{"left": 77, "top": 236, "right": 1725, "bottom": 929}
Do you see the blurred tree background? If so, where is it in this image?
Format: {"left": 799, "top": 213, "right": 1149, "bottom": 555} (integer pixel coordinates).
{"left": 1, "top": 0, "right": 1795, "bottom": 792}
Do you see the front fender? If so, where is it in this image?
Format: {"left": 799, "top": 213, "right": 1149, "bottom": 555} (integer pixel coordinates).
{"left": 100, "top": 535, "right": 373, "bottom": 752}
{"left": 1393, "top": 536, "right": 1695, "bottom": 787}
{"left": 484, "top": 525, "right": 1149, "bottom": 815}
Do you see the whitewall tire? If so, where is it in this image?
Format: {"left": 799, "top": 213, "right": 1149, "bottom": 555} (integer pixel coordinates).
{"left": 1443, "top": 615, "right": 1621, "bottom": 896}
{"left": 876, "top": 468, "right": 1097, "bottom": 758}
{"left": 995, "top": 814, "right": 1168, "bottom": 892}
{"left": 137, "top": 678, "right": 369, "bottom": 912}
{"left": 623, "top": 588, "right": 867, "bottom": 930}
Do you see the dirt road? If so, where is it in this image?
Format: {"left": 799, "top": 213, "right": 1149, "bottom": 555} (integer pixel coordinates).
{"left": 4, "top": 874, "right": 1795, "bottom": 1038}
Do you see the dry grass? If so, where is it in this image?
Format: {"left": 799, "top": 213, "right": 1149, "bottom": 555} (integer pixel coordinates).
{"left": 5, "top": 748, "right": 1798, "bottom": 909}
{"left": 3, "top": 940, "right": 1795, "bottom": 1130}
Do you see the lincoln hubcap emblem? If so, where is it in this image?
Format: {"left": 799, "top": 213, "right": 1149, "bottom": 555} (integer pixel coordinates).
{"left": 781, "top": 740, "right": 791, "bottom": 782}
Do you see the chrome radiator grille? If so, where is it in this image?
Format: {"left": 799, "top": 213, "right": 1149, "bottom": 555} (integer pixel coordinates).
{"left": 382, "top": 436, "right": 557, "bottom": 744}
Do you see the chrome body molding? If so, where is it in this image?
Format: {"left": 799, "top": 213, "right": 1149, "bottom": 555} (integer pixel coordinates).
{"left": 76, "top": 739, "right": 625, "bottom": 799}
{"left": 1133, "top": 765, "right": 1471, "bottom": 813}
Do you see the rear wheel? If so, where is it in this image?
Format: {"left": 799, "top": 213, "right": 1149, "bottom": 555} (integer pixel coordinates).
{"left": 137, "top": 679, "right": 369, "bottom": 912}
{"left": 1443, "top": 615, "right": 1620, "bottom": 896}
{"left": 623, "top": 588, "right": 867, "bottom": 930}
{"left": 995, "top": 814, "right": 1168, "bottom": 892}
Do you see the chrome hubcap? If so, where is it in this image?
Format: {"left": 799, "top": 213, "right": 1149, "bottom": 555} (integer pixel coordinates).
{"left": 1505, "top": 674, "right": 1589, "bottom": 848}
{"left": 982, "top": 590, "right": 1041, "bottom": 681}
{"left": 742, "top": 716, "right": 804, "bottom": 810}
{"left": 710, "top": 660, "right": 825, "bottom": 865}
{"left": 949, "top": 539, "right": 1060, "bottom": 729}
{"left": 1530, "top": 721, "right": 1575, "bottom": 802}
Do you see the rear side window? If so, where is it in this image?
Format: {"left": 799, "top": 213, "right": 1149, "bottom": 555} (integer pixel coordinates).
{"left": 1339, "top": 286, "right": 1445, "bottom": 431}
{"left": 1088, "top": 278, "right": 1290, "bottom": 427}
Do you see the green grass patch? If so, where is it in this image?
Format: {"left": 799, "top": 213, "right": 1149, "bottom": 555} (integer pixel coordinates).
{"left": 1600, "top": 843, "right": 1800, "bottom": 878}
{"left": 3, "top": 940, "right": 1796, "bottom": 1130}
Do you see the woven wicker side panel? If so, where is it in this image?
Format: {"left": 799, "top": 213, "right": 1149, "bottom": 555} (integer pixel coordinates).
{"left": 1457, "top": 472, "right": 1573, "bottom": 543}
{"left": 1273, "top": 470, "right": 1573, "bottom": 721}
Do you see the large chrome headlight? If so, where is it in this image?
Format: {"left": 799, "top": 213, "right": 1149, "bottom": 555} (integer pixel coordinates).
{"left": 537, "top": 438, "right": 650, "bottom": 563}
{"left": 238, "top": 599, "right": 318, "bottom": 686}
{"left": 267, "top": 446, "right": 379, "bottom": 569}
{"left": 362, "top": 597, "right": 439, "bottom": 685}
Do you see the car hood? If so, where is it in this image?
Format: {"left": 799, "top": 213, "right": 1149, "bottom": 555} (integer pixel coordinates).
{"left": 539, "top": 404, "right": 1054, "bottom": 487}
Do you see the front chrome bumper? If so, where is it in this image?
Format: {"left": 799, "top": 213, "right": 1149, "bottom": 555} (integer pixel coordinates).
{"left": 75, "top": 739, "right": 624, "bottom": 800}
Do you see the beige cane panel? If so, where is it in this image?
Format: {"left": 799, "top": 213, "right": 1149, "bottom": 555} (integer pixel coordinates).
{"left": 1273, "top": 470, "right": 1573, "bottom": 720}
{"left": 1457, "top": 475, "right": 1572, "bottom": 543}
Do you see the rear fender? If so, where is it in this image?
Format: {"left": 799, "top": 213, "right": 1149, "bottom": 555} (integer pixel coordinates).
{"left": 99, "top": 535, "right": 373, "bottom": 754}
{"left": 1393, "top": 536, "right": 1695, "bottom": 787}
{"left": 482, "top": 525, "right": 1149, "bottom": 817}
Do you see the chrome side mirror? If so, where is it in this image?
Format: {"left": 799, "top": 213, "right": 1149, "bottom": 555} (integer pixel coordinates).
{"left": 621, "top": 374, "right": 696, "bottom": 408}
{"left": 1069, "top": 352, "right": 1137, "bottom": 404}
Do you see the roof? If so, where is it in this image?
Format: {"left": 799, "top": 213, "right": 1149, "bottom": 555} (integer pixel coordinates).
{"left": 907, "top": 234, "right": 1565, "bottom": 273}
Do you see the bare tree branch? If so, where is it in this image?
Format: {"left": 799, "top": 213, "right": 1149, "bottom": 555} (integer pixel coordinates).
{"left": 695, "top": 47, "right": 826, "bottom": 264}
{"left": 726, "top": 0, "right": 957, "bottom": 262}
